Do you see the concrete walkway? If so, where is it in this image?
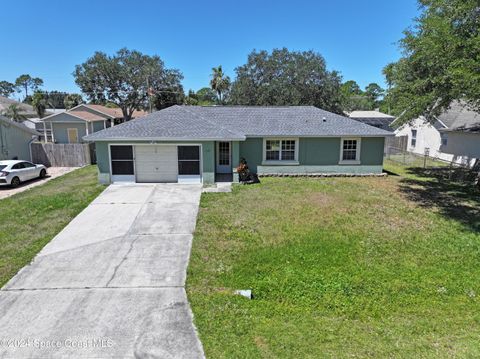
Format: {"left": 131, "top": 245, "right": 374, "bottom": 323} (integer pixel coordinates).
{"left": 0, "top": 184, "right": 205, "bottom": 358}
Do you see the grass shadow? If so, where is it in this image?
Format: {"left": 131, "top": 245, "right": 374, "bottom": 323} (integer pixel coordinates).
{"left": 398, "top": 167, "right": 480, "bottom": 232}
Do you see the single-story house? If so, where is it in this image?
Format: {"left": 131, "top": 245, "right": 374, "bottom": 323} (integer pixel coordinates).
{"left": 348, "top": 110, "right": 396, "bottom": 132}
{"left": 41, "top": 104, "right": 146, "bottom": 143}
{"left": 0, "top": 115, "right": 40, "bottom": 161}
{"left": 394, "top": 101, "right": 480, "bottom": 167}
{"left": 84, "top": 105, "right": 393, "bottom": 185}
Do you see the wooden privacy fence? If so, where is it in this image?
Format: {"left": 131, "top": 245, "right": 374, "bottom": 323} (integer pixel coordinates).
{"left": 385, "top": 135, "right": 408, "bottom": 151}
{"left": 31, "top": 142, "right": 96, "bottom": 167}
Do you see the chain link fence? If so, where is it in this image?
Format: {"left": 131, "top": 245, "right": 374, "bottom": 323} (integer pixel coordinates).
{"left": 385, "top": 146, "right": 479, "bottom": 185}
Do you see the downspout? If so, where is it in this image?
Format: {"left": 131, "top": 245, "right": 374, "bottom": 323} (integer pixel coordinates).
{"left": 0, "top": 122, "right": 5, "bottom": 159}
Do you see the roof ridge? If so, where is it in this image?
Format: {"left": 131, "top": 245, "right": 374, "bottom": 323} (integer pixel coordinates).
{"left": 179, "top": 106, "right": 245, "bottom": 138}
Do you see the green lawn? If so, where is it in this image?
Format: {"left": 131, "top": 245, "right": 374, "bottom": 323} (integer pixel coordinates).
{"left": 187, "top": 163, "right": 480, "bottom": 358}
{"left": 0, "top": 166, "right": 105, "bottom": 287}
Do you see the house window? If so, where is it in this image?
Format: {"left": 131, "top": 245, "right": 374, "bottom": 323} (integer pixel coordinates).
{"left": 411, "top": 129, "right": 417, "bottom": 147}
{"left": 340, "top": 138, "right": 361, "bottom": 163}
{"left": 264, "top": 139, "right": 297, "bottom": 161}
{"left": 441, "top": 133, "right": 448, "bottom": 146}
{"left": 110, "top": 145, "right": 134, "bottom": 175}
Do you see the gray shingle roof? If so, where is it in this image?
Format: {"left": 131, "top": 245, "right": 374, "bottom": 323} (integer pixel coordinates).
{"left": 84, "top": 105, "right": 393, "bottom": 141}
{"left": 437, "top": 101, "right": 480, "bottom": 133}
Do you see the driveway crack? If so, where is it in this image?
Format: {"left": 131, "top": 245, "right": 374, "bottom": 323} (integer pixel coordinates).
{"left": 104, "top": 187, "right": 158, "bottom": 287}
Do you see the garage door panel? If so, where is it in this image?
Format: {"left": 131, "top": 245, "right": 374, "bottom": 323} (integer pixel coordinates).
{"left": 135, "top": 146, "right": 178, "bottom": 183}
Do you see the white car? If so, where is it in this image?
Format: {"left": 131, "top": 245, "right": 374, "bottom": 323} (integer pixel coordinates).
{"left": 0, "top": 160, "right": 47, "bottom": 188}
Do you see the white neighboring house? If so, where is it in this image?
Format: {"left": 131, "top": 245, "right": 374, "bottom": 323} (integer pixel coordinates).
{"left": 394, "top": 101, "right": 480, "bottom": 167}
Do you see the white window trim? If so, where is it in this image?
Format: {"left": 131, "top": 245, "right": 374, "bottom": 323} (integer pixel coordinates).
{"left": 262, "top": 138, "right": 299, "bottom": 165}
{"left": 339, "top": 137, "right": 361, "bottom": 165}
{"left": 67, "top": 128, "right": 79, "bottom": 143}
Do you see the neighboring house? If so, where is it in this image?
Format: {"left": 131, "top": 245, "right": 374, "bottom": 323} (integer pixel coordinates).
{"left": 23, "top": 109, "right": 66, "bottom": 142}
{"left": 41, "top": 104, "right": 146, "bottom": 143}
{"left": 394, "top": 101, "right": 480, "bottom": 167}
{"left": 0, "top": 115, "right": 40, "bottom": 161}
{"left": 348, "top": 110, "right": 396, "bottom": 132}
{"left": 84, "top": 105, "right": 393, "bottom": 185}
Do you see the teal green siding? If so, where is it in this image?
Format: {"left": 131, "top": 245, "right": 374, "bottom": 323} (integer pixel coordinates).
{"left": 52, "top": 122, "right": 86, "bottom": 144}
{"left": 299, "top": 138, "right": 341, "bottom": 165}
{"left": 239, "top": 138, "right": 263, "bottom": 172}
{"left": 240, "top": 137, "right": 385, "bottom": 175}
{"left": 95, "top": 142, "right": 109, "bottom": 173}
{"left": 0, "top": 122, "right": 35, "bottom": 160}
{"left": 94, "top": 141, "right": 216, "bottom": 184}
{"left": 360, "top": 137, "right": 385, "bottom": 165}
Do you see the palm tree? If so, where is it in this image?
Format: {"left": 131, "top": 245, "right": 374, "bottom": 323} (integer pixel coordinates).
{"left": 32, "top": 92, "right": 48, "bottom": 118}
{"left": 2, "top": 104, "right": 27, "bottom": 122}
{"left": 210, "top": 66, "right": 231, "bottom": 104}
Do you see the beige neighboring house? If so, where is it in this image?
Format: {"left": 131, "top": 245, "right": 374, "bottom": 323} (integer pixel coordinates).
{"left": 41, "top": 104, "right": 146, "bottom": 144}
{"left": 394, "top": 101, "right": 480, "bottom": 167}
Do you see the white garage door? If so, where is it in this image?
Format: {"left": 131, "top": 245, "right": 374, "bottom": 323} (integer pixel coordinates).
{"left": 135, "top": 145, "right": 178, "bottom": 183}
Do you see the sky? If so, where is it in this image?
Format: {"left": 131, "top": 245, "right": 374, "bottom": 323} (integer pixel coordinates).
{"left": 0, "top": 0, "right": 419, "bottom": 100}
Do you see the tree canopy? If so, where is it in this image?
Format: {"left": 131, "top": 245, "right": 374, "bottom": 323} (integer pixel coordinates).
{"left": 229, "top": 48, "right": 343, "bottom": 113}
{"left": 384, "top": 0, "right": 480, "bottom": 123}
{"left": 2, "top": 104, "right": 26, "bottom": 122}
{"left": 14, "top": 74, "right": 43, "bottom": 98}
{"left": 0, "top": 81, "right": 15, "bottom": 97}
{"left": 340, "top": 80, "right": 385, "bottom": 112}
{"left": 31, "top": 92, "right": 48, "bottom": 118}
{"left": 74, "top": 48, "right": 183, "bottom": 121}
{"left": 63, "top": 94, "right": 83, "bottom": 109}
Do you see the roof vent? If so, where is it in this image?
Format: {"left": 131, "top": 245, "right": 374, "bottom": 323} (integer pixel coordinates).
{"left": 322, "top": 117, "right": 327, "bottom": 122}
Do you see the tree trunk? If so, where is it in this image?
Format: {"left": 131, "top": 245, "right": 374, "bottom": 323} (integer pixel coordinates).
{"left": 122, "top": 107, "right": 132, "bottom": 122}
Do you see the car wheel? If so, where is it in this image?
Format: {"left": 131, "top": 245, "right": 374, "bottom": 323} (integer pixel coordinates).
{"left": 39, "top": 169, "right": 47, "bottom": 178}
{"left": 11, "top": 177, "right": 20, "bottom": 188}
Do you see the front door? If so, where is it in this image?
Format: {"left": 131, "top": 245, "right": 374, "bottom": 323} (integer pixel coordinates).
{"left": 67, "top": 128, "right": 78, "bottom": 143}
{"left": 216, "top": 141, "right": 231, "bottom": 174}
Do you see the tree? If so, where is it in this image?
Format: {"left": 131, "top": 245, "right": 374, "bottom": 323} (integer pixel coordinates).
{"left": 340, "top": 80, "right": 370, "bottom": 112}
{"left": 210, "top": 66, "right": 231, "bottom": 104}
{"left": 74, "top": 48, "right": 183, "bottom": 121}
{"left": 229, "top": 48, "right": 343, "bottom": 113}
{"left": 2, "top": 104, "right": 26, "bottom": 122}
{"left": 45, "top": 91, "right": 68, "bottom": 109}
{"left": 0, "top": 81, "right": 15, "bottom": 97}
{"left": 15, "top": 74, "right": 43, "bottom": 98}
{"left": 384, "top": 0, "right": 480, "bottom": 124}
{"left": 31, "top": 92, "right": 48, "bottom": 118}
{"left": 64, "top": 94, "right": 83, "bottom": 109}
{"left": 364, "top": 83, "right": 384, "bottom": 107}
{"left": 196, "top": 87, "right": 216, "bottom": 105}
{"left": 152, "top": 70, "right": 185, "bottom": 110}
{"left": 341, "top": 80, "right": 362, "bottom": 97}
{"left": 184, "top": 90, "right": 199, "bottom": 105}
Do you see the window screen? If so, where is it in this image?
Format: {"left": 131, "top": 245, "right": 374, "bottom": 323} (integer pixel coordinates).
{"left": 111, "top": 145, "right": 134, "bottom": 175}
{"left": 178, "top": 146, "right": 200, "bottom": 175}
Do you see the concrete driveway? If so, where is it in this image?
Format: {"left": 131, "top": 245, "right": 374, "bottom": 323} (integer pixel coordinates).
{"left": 0, "top": 184, "right": 205, "bottom": 358}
